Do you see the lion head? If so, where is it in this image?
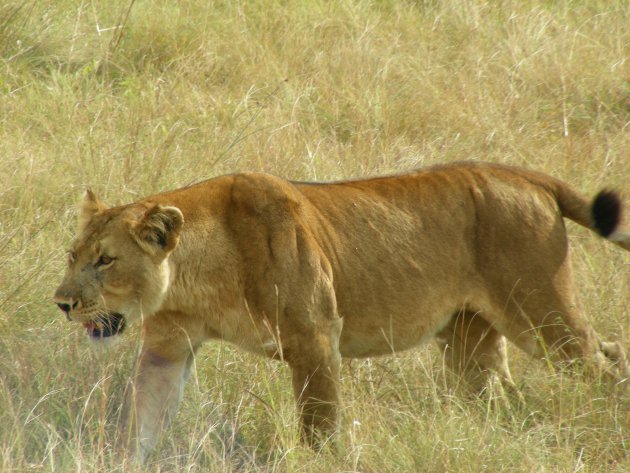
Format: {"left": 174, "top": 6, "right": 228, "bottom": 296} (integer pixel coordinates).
{"left": 54, "top": 190, "right": 183, "bottom": 341}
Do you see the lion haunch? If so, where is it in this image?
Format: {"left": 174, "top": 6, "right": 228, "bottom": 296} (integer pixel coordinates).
{"left": 53, "top": 161, "right": 630, "bottom": 463}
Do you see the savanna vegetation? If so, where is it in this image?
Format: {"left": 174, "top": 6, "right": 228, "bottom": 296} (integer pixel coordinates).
{"left": 1, "top": 0, "right": 629, "bottom": 471}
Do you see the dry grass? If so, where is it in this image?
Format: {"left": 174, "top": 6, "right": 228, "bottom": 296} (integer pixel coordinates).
{"left": 1, "top": 0, "right": 629, "bottom": 471}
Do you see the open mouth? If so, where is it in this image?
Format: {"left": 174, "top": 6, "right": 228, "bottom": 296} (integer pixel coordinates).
{"left": 83, "top": 313, "right": 126, "bottom": 338}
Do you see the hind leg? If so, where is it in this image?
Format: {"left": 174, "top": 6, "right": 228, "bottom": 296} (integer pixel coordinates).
{"left": 436, "top": 309, "right": 518, "bottom": 397}
{"left": 484, "top": 268, "right": 629, "bottom": 387}
{"left": 475, "top": 205, "right": 629, "bottom": 387}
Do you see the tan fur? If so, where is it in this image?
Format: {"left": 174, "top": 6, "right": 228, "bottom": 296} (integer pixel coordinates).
{"left": 54, "top": 161, "right": 630, "bottom": 462}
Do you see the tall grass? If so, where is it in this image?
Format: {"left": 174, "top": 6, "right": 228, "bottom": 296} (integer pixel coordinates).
{"left": 1, "top": 0, "right": 629, "bottom": 471}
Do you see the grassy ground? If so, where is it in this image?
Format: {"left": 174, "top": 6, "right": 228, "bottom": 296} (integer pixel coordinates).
{"left": 1, "top": 0, "right": 629, "bottom": 471}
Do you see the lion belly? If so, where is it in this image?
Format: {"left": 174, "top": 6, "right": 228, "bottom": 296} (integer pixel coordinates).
{"left": 336, "top": 296, "right": 465, "bottom": 358}
{"left": 338, "top": 315, "right": 452, "bottom": 358}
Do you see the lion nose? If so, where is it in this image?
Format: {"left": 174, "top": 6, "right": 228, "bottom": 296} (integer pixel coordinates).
{"left": 57, "top": 302, "right": 71, "bottom": 314}
{"left": 56, "top": 300, "right": 79, "bottom": 319}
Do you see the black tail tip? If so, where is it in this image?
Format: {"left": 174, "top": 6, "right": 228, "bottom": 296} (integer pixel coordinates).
{"left": 592, "top": 190, "right": 621, "bottom": 238}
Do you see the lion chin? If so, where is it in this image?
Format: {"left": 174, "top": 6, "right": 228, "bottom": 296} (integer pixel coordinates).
{"left": 84, "top": 312, "right": 126, "bottom": 341}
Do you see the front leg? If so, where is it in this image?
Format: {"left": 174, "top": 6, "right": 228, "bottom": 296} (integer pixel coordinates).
{"left": 288, "top": 317, "right": 343, "bottom": 448}
{"left": 118, "top": 314, "right": 201, "bottom": 463}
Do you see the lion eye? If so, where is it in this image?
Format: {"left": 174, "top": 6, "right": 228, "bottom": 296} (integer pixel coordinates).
{"left": 96, "top": 255, "right": 115, "bottom": 267}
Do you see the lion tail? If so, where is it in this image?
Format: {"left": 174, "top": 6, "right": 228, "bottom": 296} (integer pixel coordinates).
{"left": 553, "top": 181, "right": 630, "bottom": 251}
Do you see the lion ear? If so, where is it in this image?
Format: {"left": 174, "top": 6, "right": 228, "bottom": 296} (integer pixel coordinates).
{"left": 79, "top": 189, "right": 108, "bottom": 233}
{"left": 130, "top": 204, "right": 184, "bottom": 255}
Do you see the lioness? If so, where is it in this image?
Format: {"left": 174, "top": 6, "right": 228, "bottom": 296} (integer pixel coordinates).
{"left": 54, "top": 161, "right": 629, "bottom": 462}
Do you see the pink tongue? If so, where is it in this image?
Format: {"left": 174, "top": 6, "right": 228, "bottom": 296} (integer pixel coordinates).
{"left": 83, "top": 322, "right": 98, "bottom": 333}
